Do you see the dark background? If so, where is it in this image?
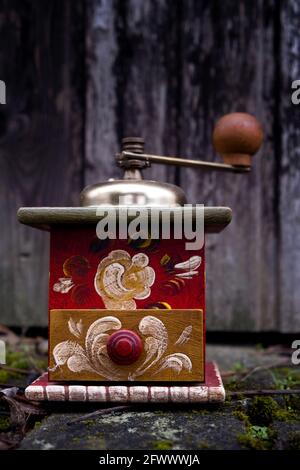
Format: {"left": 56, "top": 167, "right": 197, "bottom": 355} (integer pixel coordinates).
{"left": 0, "top": 0, "right": 299, "bottom": 332}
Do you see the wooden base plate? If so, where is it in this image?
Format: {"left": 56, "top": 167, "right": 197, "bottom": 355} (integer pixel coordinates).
{"left": 25, "top": 362, "right": 225, "bottom": 403}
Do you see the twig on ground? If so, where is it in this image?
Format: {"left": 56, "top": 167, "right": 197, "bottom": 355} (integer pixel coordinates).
{"left": 221, "top": 359, "right": 290, "bottom": 380}
{"left": 0, "top": 382, "right": 22, "bottom": 389}
{"left": 261, "top": 345, "right": 293, "bottom": 356}
{"left": 0, "top": 364, "right": 31, "bottom": 375}
{"left": 228, "top": 388, "right": 300, "bottom": 398}
{"left": 67, "top": 405, "right": 133, "bottom": 425}
{"left": 239, "top": 360, "right": 289, "bottom": 382}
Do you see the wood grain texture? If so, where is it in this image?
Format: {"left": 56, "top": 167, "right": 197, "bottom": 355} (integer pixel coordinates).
{"left": 115, "top": 0, "right": 180, "bottom": 185}
{"left": 278, "top": 0, "right": 300, "bottom": 332}
{"left": 85, "top": 0, "right": 120, "bottom": 184}
{"left": 49, "top": 309, "right": 204, "bottom": 382}
{"left": 17, "top": 206, "right": 232, "bottom": 233}
{"left": 0, "top": 0, "right": 84, "bottom": 326}
{"left": 3, "top": 0, "right": 298, "bottom": 331}
{"left": 179, "top": 0, "right": 277, "bottom": 331}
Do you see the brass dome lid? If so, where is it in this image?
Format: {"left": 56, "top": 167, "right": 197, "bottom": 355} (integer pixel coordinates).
{"left": 80, "top": 179, "right": 187, "bottom": 207}
{"left": 80, "top": 137, "right": 187, "bottom": 207}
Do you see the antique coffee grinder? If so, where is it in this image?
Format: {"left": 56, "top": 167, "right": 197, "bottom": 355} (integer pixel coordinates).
{"left": 19, "top": 113, "right": 263, "bottom": 403}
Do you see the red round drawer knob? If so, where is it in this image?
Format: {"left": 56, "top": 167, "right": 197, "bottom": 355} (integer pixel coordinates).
{"left": 107, "top": 330, "right": 143, "bottom": 365}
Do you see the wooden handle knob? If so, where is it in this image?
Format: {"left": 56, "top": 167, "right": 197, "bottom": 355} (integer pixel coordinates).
{"left": 212, "top": 113, "right": 263, "bottom": 167}
{"left": 107, "top": 329, "right": 143, "bottom": 365}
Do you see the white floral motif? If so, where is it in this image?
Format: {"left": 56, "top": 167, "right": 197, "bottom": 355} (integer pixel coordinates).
{"left": 175, "top": 325, "right": 192, "bottom": 345}
{"left": 51, "top": 315, "right": 193, "bottom": 380}
{"left": 94, "top": 250, "right": 155, "bottom": 310}
{"left": 174, "top": 256, "right": 202, "bottom": 279}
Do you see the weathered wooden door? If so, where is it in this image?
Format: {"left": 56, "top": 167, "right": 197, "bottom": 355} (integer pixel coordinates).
{"left": 0, "top": 0, "right": 299, "bottom": 332}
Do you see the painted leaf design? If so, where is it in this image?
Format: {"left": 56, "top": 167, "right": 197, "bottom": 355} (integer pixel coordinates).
{"left": 175, "top": 271, "right": 198, "bottom": 279}
{"left": 67, "top": 353, "right": 96, "bottom": 374}
{"left": 128, "top": 237, "right": 159, "bottom": 252}
{"left": 174, "top": 256, "right": 202, "bottom": 271}
{"left": 155, "top": 353, "right": 192, "bottom": 375}
{"left": 175, "top": 325, "right": 192, "bottom": 345}
{"left": 71, "top": 285, "right": 92, "bottom": 304}
{"left": 84, "top": 316, "right": 126, "bottom": 380}
{"left": 63, "top": 255, "right": 90, "bottom": 279}
{"left": 68, "top": 318, "right": 83, "bottom": 338}
{"left": 161, "top": 278, "right": 185, "bottom": 295}
{"left": 90, "top": 332, "right": 125, "bottom": 380}
{"left": 85, "top": 316, "right": 122, "bottom": 357}
{"left": 51, "top": 340, "right": 86, "bottom": 372}
{"left": 52, "top": 314, "right": 193, "bottom": 380}
{"left": 160, "top": 254, "right": 171, "bottom": 266}
{"left": 144, "top": 302, "right": 172, "bottom": 309}
{"left": 132, "top": 316, "right": 168, "bottom": 379}
{"left": 53, "top": 277, "right": 74, "bottom": 293}
{"left": 173, "top": 256, "right": 202, "bottom": 279}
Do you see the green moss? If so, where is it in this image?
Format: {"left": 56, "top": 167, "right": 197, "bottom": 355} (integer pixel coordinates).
{"left": 0, "top": 368, "right": 23, "bottom": 383}
{"left": 233, "top": 410, "right": 250, "bottom": 425}
{"left": 0, "top": 347, "right": 48, "bottom": 384}
{"left": 286, "top": 394, "right": 300, "bottom": 412}
{"left": 271, "top": 368, "right": 300, "bottom": 390}
{"left": 225, "top": 380, "right": 239, "bottom": 392}
{"left": 152, "top": 440, "right": 173, "bottom": 450}
{"left": 234, "top": 398, "right": 284, "bottom": 449}
{"left": 0, "top": 416, "right": 10, "bottom": 431}
{"left": 248, "top": 397, "right": 279, "bottom": 426}
{"left": 275, "top": 407, "right": 297, "bottom": 421}
{"left": 191, "top": 408, "right": 209, "bottom": 415}
{"left": 0, "top": 350, "right": 31, "bottom": 380}
{"left": 6, "top": 351, "right": 30, "bottom": 370}
{"left": 237, "top": 425, "right": 277, "bottom": 450}
{"left": 0, "top": 370, "right": 11, "bottom": 382}
{"left": 233, "top": 397, "right": 290, "bottom": 425}
{"left": 287, "top": 431, "right": 300, "bottom": 450}
{"left": 233, "top": 362, "right": 246, "bottom": 373}
{"left": 35, "top": 359, "right": 48, "bottom": 370}
{"left": 154, "top": 410, "right": 168, "bottom": 416}
{"left": 86, "top": 433, "right": 106, "bottom": 449}
{"left": 197, "top": 441, "right": 210, "bottom": 449}
{"left": 82, "top": 420, "right": 96, "bottom": 427}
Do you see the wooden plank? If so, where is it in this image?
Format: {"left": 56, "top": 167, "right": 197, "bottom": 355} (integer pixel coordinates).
{"left": 17, "top": 206, "right": 232, "bottom": 233}
{"left": 115, "top": 0, "right": 180, "bottom": 184}
{"left": 85, "top": 0, "right": 120, "bottom": 183}
{"left": 0, "top": 1, "right": 84, "bottom": 325}
{"left": 179, "top": 0, "right": 277, "bottom": 331}
{"left": 278, "top": 0, "right": 300, "bottom": 332}
{"left": 3, "top": 0, "right": 293, "bottom": 333}
{"left": 49, "top": 309, "right": 204, "bottom": 382}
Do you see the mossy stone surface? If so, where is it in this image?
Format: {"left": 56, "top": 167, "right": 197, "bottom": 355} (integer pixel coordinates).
{"left": 19, "top": 406, "right": 246, "bottom": 450}
{"left": 13, "top": 345, "right": 300, "bottom": 450}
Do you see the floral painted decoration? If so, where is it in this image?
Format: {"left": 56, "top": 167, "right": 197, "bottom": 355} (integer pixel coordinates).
{"left": 94, "top": 250, "right": 155, "bottom": 310}
{"left": 52, "top": 248, "right": 202, "bottom": 310}
{"left": 51, "top": 315, "right": 193, "bottom": 381}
